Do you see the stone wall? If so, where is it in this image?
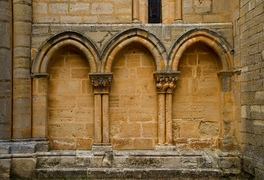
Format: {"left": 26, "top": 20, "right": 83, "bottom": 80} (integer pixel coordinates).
{"left": 28, "top": 23, "right": 236, "bottom": 150}
{"left": 32, "top": 0, "right": 232, "bottom": 24}
{"left": 3, "top": 0, "right": 260, "bottom": 178}
{"left": 172, "top": 42, "right": 221, "bottom": 149}
{"left": 0, "top": 0, "right": 12, "bottom": 139}
{"left": 110, "top": 44, "right": 157, "bottom": 150}
{"left": 33, "top": 0, "right": 132, "bottom": 24}
{"left": 31, "top": 24, "right": 234, "bottom": 57}
{"left": 48, "top": 47, "right": 94, "bottom": 150}
{"left": 12, "top": 0, "right": 32, "bottom": 139}
{"left": 232, "top": 0, "right": 264, "bottom": 178}
{"left": 182, "top": 0, "right": 231, "bottom": 23}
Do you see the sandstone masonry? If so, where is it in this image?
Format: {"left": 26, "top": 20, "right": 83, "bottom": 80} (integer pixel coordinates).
{"left": 0, "top": 0, "right": 264, "bottom": 179}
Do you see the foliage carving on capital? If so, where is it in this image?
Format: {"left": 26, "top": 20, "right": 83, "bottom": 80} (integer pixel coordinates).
{"left": 89, "top": 73, "right": 113, "bottom": 94}
{"left": 154, "top": 72, "right": 180, "bottom": 94}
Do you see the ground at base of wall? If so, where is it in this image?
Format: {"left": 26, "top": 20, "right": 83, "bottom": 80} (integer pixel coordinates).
{"left": 9, "top": 176, "right": 255, "bottom": 180}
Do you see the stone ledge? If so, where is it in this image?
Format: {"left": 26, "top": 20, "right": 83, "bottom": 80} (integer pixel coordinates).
{"left": 92, "top": 143, "right": 113, "bottom": 152}
{"left": 36, "top": 168, "right": 223, "bottom": 179}
{"left": 154, "top": 145, "right": 176, "bottom": 151}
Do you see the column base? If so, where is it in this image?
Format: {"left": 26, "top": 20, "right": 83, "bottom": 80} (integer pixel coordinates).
{"left": 173, "top": 19, "right": 183, "bottom": 24}
{"left": 92, "top": 143, "right": 112, "bottom": 152}
{"left": 132, "top": 20, "right": 142, "bottom": 24}
{"left": 155, "top": 145, "right": 176, "bottom": 151}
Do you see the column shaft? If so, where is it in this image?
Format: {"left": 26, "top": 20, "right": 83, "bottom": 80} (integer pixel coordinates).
{"left": 158, "top": 93, "right": 166, "bottom": 145}
{"left": 102, "top": 94, "right": 109, "bottom": 143}
{"left": 94, "top": 94, "right": 102, "bottom": 143}
{"left": 165, "top": 93, "right": 173, "bottom": 145}
{"left": 13, "top": 0, "right": 32, "bottom": 138}
{"left": 133, "top": 0, "right": 139, "bottom": 21}
{"left": 175, "top": 0, "right": 182, "bottom": 20}
{"left": 32, "top": 76, "right": 48, "bottom": 138}
{"left": 0, "top": 0, "right": 12, "bottom": 139}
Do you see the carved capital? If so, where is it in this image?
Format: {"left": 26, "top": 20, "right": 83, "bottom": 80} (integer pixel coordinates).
{"left": 89, "top": 73, "right": 113, "bottom": 94}
{"left": 154, "top": 71, "right": 180, "bottom": 94}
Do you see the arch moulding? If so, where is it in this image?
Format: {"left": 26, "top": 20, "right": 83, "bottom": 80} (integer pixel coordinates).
{"left": 101, "top": 28, "right": 168, "bottom": 73}
{"left": 31, "top": 31, "right": 99, "bottom": 74}
{"left": 169, "top": 28, "right": 234, "bottom": 71}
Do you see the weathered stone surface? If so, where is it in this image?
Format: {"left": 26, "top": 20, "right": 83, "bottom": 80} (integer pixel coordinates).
{"left": 37, "top": 156, "right": 76, "bottom": 168}
{"left": 110, "top": 44, "right": 157, "bottom": 150}
{"left": 33, "top": 3, "right": 47, "bottom": 14}
{"left": 0, "top": 144, "right": 10, "bottom": 154}
{"left": 11, "top": 158, "right": 36, "bottom": 178}
{"left": 255, "top": 168, "right": 264, "bottom": 180}
{"left": 199, "top": 121, "right": 219, "bottom": 136}
{"left": 0, "top": 159, "right": 11, "bottom": 178}
{"left": 91, "top": 3, "right": 113, "bottom": 14}
{"left": 2, "top": 0, "right": 263, "bottom": 178}
{"left": 11, "top": 142, "right": 35, "bottom": 154}
{"left": 48, "top": 47, "right": 94, "bottom": 150}
{"left": 0, "top": 0, "right": 12, "bottom": 141}
{"left": 0, "top": 49, "right": 12, "bottom": 80}
{"left": 35, "top": 141, "right": 49, "bottom": 152}
{"left": 0, "top": 99, "right": 11, "bottom": 124}
{"left": 70, "top": 3, "right": 90, "bottom": 14}
{"left": 234, "top": 0, "right": 264, "bottom": 176}
{"left": 193, "top": 0, "right": 212, "bottom": 14}
{"left": 36, "top": 167, "right": 223, "bottom": 179}
{"left": 49, "top": 3, "right": 68, "bottom": 14}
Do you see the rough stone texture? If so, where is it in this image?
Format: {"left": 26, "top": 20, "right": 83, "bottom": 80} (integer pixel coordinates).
{"left": 32, "top": 0, "right": 232, "bottom": 24}
{"left": 35, "top": 141, "right": 49, "bottom": 152}
{"left": 0, "top": 159, "right": 11, "bottom": 179}
{"left": 11, "top": 142, "right": 36, "bottom": 154}
{"left": 12, "top": 0, "right": 32, "bottom": 139}
{"left": 32, "top": 149, "right": 240, "bottom": 179}
{"left": 11, "top": 158, "right": 36, "bottom": 178}
{"left": 0, "top": 144, "right": 10, "bottom": 154}
{"left": 232, "top": 0, "right": 264, "bottom": 178}
{"left": 33, "top": 1, "right": 132, "bottom": 24}
{"left": 182, "top": 0, "right": 231, "bottom": 23}
{"left": 0, "top": 0, "right": 12, "bottom": 140}
{"left": 48, "top": 47, "right": 94, "bottom": 150}
{"left": 1, "top": 0, "right": 264, "bottom": 179}
{"left": 172, "top": 43, "right": 221, "bottom": 148}
{"left": 110, "top": 44, "right": 157, "bottom": 150}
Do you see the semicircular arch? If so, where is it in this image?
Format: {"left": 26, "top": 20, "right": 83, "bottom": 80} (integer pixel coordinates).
{"left": 32, "top": 31, "right": 99, "bottom": 74}
{"left": 101, "top": 28, "right": 168, "bottom": 72}
{"left": 169, "top": 29, "right": 233, "bottom": 71}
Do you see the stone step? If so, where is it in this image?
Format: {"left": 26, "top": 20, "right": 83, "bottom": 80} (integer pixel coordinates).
{"left": 36, "top": 168, "right": 223, "bottom": 179}
{"left": 36, "top": 155, "right": 208, "bottom": 169}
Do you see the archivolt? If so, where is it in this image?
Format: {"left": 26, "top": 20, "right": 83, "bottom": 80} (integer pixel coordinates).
{"left": 31, "top": 31, "right": 99, "bottom": 74}
{"left": 169, "top": 29, "right": 233, "bottom": 71}
{"left": 101, "top": 28, "right": 168, "bottom": 72}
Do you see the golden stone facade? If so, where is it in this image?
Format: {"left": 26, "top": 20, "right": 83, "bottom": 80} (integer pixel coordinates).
{"left": 0, "top": 0, "right": 264, "bottom": 179}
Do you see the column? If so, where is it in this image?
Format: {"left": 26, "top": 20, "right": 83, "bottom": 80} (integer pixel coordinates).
{"left": 32, "top": 73, "right": 49, "bottom": 138}
{"left": 0, "top": 0, "right": 12, "bottom": 139}
{"left": 133, "top": 0, "right": 139, "bottom": 22}
{"left": 89, "top": 73, "right": 113, "bottom": 147}
{"left": 102, "top": 94, "right": 109, "bottom": 143}
{"left": 218, "top": 70, "right": 236, "bottom": 151}
{"left": 154, "top": 72, "right": 180, "bottom": 149}
{"left": 94, "top": 94, "right": 102, "bottom": 143}
{"left": 174, "top": 0, "right": 183, "bottom": 23}
{"left": 155, "top": 75, "right": 167, "bottom": 146}
{"left": 157, "top": 93, "right": 166, "bottom": 145}
{"left": 165, "top": 77, "right": 177, "bottom": 145}
{"left": 13, "top": 0, "right": 32, "bottom": 138}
